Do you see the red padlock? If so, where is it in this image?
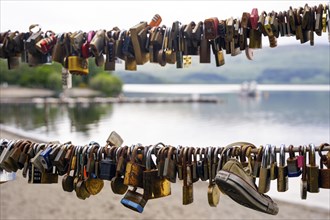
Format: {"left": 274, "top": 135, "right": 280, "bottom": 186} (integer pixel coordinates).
{"left": 250, "top": 8, "right": 259, "bottom": 30}
{"left": 35, "top": 32, "right": 57, "bottom": 54}
{"left": 204, "top": 17, "right": 219, "bottom": 40}
{"left": 81, "top": 31, "right": 95, "bottom": 58}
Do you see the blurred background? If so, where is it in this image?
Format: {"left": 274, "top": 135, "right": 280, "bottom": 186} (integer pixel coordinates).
{"left": 0, "top": 0, "right": 329, "bottom": 219}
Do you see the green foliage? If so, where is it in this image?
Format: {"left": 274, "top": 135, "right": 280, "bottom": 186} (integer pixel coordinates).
{"left": 90, "top": 72, "right": 123, "bottom": 97}
{"left": 0, "top": 58, "right": 123, "bottom": 96}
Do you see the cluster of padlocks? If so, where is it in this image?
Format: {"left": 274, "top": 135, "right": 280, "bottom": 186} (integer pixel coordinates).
{"left": 0, "top": 3, "right": 329, "bottom": 73}
{"left": 1, "top": 132, "right": 329, "bottom": 215}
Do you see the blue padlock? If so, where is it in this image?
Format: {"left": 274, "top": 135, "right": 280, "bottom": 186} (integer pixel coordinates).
{"left": 121, "top": 188, "right": 147, "bottom": 213}
{"left": 38, "top": 145, "right": 53, "bottom": 171}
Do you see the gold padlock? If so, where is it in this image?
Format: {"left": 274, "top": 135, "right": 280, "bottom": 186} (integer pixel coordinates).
{"left": 68, "top": 56, "right": 89, "bottom": 75}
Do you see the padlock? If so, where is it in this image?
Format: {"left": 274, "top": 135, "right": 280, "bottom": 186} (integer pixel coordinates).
{"left": 288, "top": 7, "right": 297, "bottom": 32}
{"left": 318, "top": 143, "right": 330, "bottom": 189}
{"left": 62, "top": 145, "right": 79, "bottom": 192}
{"left": 287, "top": 145, "right": 302, "bottom": 177}
{"left": 176, "top": 146, "right": 184, "bottom": 180}
{"left": 192, "top": 147, "right": 200, "bottom": 183}
{"left": 130, "top": 21, "right": 149, "bottom": 65}
{"left": 38, "top": 144, "right": 54, "bottom": 171}
{"left": 302, "top": 4, "right": 312, "bottom": 31}
{"left": 249, "top": 29, "right": 262, "bottom": 49}
{"left": 277, "top": 144, "right": 288, "bottom": 192}
{"left": 111, "top": 146, "right": 128, "bottom": 195}
{"left": 300, "top": 145, "right": 308, "bottom": 199}
{"left": 297, "top": 146, "right": 305, "bottom": 169}
{"left": 182, "top": 147, "right": 193, "bottom": 205}
{"left": 270, "top": 145, "right": 278, "bottom": 180}
{"left": 81, "top": 31, "right": 95, "bottom": 58}
{"left": 197, "top": 147, "right": 209, "bottom": 181}
{"left": 258, "top": 144, "right": 271, "bottom": 193}
{"left": 0, "top": 140, "right": 19, "bottom": 172}
{"left": 124, "top": 146, "right": 145, "bottom": 188}
{"left": 90, "top": 29, "right": 105, "bottom": 57}
{"left": 84, "top": 144, "right": 104, "bottom": 196}
{"left": 4, "top": 140, "right": 28, "bottom": 172}
{"left": 99, "top": 146, "right": 117, "bottom": 180}
{"left": 307, "top": 143, "right": 319, "bottom": 193}
{"left": 207, "top": 147, "right": 220, "bottom": 207}
{"left": 143, "top": 144, "right": 171, "bottom": 200}
{"left": 67, "top": 56, "right": 88, "bottom": 75}
{"left": 25, "top": 24, "right": 43, "bottom": 55}
{"left": 204, "top": 17, "right": 219, "bottom": 40}
{"left": 258, "top": 11, "right": 268, "bottom": 36}
{"left": 277, "top": 12, "right": 286, "bottom": 37}
{"left": 315, "top": 4, "right": 323, "bottom": 36}
{"left": 121, "top": 187, "right": 148, "bottom": 213}
{"left": 104, "top": 37, "right": 116, "bottom": 71}
{"left": 157, "top": 27, "right": 168, "bottom": 67}
{"left": 35, "top": 31, "right": 57, "bottom": 54}
{"left": 250, "top": 8, "right": 259, "bottom": 30}
{"left": 106, "top": 131, "right": 123, "bottom": 148}
{"left": 70, "top": 30, "right": 84, "bottom": 53}
{"left": 157, "top": 145, "right": 168, "bottom": 178}
{"left": 163, "top": 146, "right": 177, "bottom": 183}
{"left": 252, "top": 146, "right": 263, "bottom": 178}
{"left": 270, "top": 11, "right": 279, "bottom": 38}
{"left": 53, "top": 144, "right": 70, "bottom": 173}
{"left": 75, "top": 146, "right": 91, "bottom": 200}
{"left": 199, "top": 31, "right": 211, "bottom": 63}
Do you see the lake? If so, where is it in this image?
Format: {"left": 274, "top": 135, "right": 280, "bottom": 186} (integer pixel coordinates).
{"left": 0, "top": 84, "right": 329, "bottom": 209}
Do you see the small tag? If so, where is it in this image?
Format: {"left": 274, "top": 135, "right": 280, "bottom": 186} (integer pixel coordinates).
{"left": 107, "top": 131, "right": 123, "bottom": 147}
{"left": 183, "top": 55, "right": 192, "bottom": 68}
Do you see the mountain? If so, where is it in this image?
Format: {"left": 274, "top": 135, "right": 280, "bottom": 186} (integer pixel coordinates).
{"left": 115, "top": 44, "right": 329, "bottom": 84}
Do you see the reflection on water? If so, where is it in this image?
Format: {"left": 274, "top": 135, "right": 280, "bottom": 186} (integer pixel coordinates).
{"left": 0, "top": 103, "right": 112, "bottom": 136}
{"left": 0, "top": 91, "right": 329, "bottom": 144}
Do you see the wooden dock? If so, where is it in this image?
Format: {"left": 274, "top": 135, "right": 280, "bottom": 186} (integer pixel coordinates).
{"left": 0, "top": 96, "right": 223, "bottom": 105}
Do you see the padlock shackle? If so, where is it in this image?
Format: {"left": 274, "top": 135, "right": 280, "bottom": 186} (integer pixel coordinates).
{"left": 261, "top": 144, "right": 270, "bottom": 168}
{"left": 270, "top": 145, "right": 277, "bottom": 163}
{"left": 279, "top": 144, "right": 286, "bottom": 166}
{"left": 308, "top": 143, "right": 316, "bottom": 166}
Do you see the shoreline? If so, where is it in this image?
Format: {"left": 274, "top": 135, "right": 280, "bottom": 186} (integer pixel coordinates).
{"left": 1, "top": 125, "right": 329, "bottom": 219}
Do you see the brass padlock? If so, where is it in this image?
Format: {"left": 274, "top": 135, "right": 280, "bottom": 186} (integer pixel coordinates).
{"left": 307, "top": 143, "right": 319, "bottom": 193}
{"left": 124, "top": 146, "right": 145, "bottom": 188}
{"left": 68, "top": 56, "right": 88, "bottom": 75}
{"left": 84, "top": 145, "right": 104, "bottom": 196}
{"left": 182, "top": 147, "right": 193, "bottom": 205}
{"left": 130, "top": 22, "right": 149, "bottom": 65}
{"left": 270, "top": 145, "right": 278, "bottom": 180}
{"left": 143, "top": 144, "right": 171, "bottom": 200}
{"left": 318, "top": 143, "right": 330, "bottom": 189}
{"left": 258, "top": 144, "right": 271, "bottom": 193}
{"left": 277, "top": 144, "right": 288, "bottom": 192}
{"left": 207, "top": 147, "right": 220, "bottom": 207}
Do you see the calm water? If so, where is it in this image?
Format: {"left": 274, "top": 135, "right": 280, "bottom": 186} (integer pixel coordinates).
{"left": 0, "top": 89, "right": 329, "bottom": 209}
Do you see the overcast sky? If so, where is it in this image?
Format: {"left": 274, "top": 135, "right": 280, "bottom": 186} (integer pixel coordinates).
{"left": 1, "top": 0, "right": 329, "bottom": 45}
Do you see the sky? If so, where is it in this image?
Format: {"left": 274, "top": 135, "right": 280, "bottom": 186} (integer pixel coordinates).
{"left": 1, "top": 0, "right": 329, "bottom": 45}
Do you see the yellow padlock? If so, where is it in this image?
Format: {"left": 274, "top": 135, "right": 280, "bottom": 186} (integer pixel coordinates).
{"left": 68, "top": 56, "right": 89, "bottom": 75}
